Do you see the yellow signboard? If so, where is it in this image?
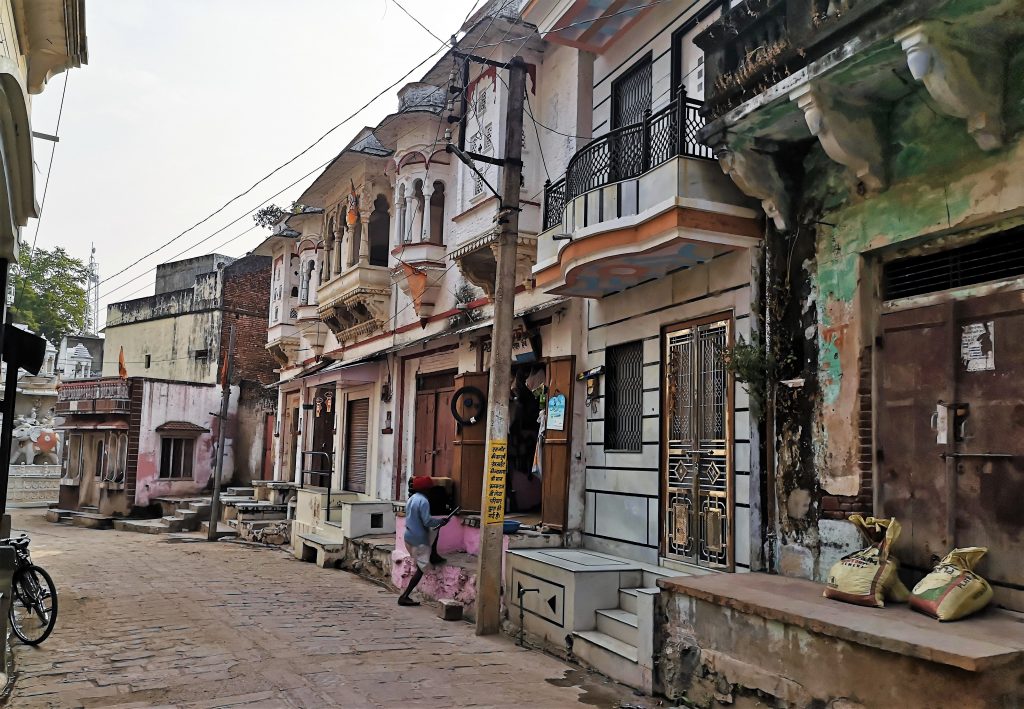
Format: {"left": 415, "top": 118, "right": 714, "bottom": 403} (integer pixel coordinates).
{"left": 483, "top": 439, "right": 508, "bottom": 525}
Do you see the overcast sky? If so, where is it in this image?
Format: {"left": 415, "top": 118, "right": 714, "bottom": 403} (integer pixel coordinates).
{"left": 27, "top": 0, "right": 478, "bottom": 324}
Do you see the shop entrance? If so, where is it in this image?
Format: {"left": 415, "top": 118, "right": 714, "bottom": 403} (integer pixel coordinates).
{"left": 413, "top": 371, "right": 457, "bottom": 478}
{"left": 450, "top": 356, "right": 574, "bottom": 529}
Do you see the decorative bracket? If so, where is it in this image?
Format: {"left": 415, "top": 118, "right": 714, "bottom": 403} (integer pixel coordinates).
{"left": 716, "top": 145, "right": 790, "bottom": 231}
{"left": 895, "top": 24, "right": 1004, "bottom": 151}
{"left": 790, "top": 84, "right": 886, "bottom": 193}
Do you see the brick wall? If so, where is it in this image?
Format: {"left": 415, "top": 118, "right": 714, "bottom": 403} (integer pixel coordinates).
{"left": 820, "top": 347, "right": 874, "bottom": 520}
{"left": 219, "top": 255, "right": 277, "bottom": 386}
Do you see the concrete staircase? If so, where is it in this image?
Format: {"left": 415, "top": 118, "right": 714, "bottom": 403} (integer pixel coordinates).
{"left": 113, "top": 497, "right": 213, "bottom": 534}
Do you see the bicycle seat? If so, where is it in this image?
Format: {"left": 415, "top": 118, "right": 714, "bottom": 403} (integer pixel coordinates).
{"left": 1, "top": 537, "right": 29, "bottom": 548}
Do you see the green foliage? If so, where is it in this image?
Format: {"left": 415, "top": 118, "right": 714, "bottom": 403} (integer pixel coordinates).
{"left": 722, "top": 330, "right": 773, "bottom": 415}
{"left": 8, "top": 241, "right": 89, "bottom": 345}
{"left": 253, "top": 204, "right": 286, "bottom": 230}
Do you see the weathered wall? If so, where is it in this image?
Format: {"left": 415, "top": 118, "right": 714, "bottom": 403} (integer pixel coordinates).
{"left": 103, "top": 310, "right": 223, "bottom": 384}
{"left": 154, "top": 254, "right": 234, "bottom": 295}
{"left": 235, "top": 380, "right": 276, "bottom": 485}
{"left": 776, "top": 42, "right": 1024, "bottom": 579}
{"left": 133, "top": 380, "right": 231, "bottom": 508}
{"left": 220, "top": 254, "right": 276, "bottom": 385}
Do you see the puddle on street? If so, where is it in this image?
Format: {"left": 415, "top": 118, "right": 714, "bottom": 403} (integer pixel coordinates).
{"left": 546, "top": 668, "right": 655, "bottom": 708}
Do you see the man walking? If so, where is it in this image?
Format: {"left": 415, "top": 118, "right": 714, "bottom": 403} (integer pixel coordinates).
{"left": 398, "top": 476, "right": 450, "bottom": 606}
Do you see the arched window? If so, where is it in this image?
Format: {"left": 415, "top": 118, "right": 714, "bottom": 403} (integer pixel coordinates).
{"left": 429, "top": 181, "right": 446, "bottom": 245}
{"left": 412, "top": 179, "right": 425, "bottom": 241}
{"left": 369, "top": 194, "right": 391, "bottom": 267}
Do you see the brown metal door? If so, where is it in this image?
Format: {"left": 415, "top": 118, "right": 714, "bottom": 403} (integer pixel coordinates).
{"left": 541, "top": 356, "right": 574, "bottom": 529}
{"left": 262, "top": 413, "right": 276, "bottom": 481}
{"left": 663, "top": 317, "right": 733, "bottom": 570}
{"left": 877, "top": 303, "right": 956, "bottom": 575}
{"left": 951, "top": 292, "right": 1024, "bottom": 610}
{"left": 344, "top": 398, "right": 370, "bottom": 493}
{"left": 310, "top": 386, "right": 336, "bottom": 483}
{"left": 451, "top": 371, "right": 489, "bottom": 512}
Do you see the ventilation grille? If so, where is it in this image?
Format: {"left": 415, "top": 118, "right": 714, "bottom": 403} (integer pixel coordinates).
{"left": 884, "top": 227, "right": 1024, "bottom": 300}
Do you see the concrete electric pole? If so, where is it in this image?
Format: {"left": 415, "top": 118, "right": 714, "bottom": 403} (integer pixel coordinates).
{"left": 475, "top": 56, "right": 527, "bottom": 636}
{"left": 208, "top": 323, "right": 236, "bottom": 541}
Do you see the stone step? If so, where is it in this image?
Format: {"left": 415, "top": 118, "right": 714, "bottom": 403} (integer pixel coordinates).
{"left": 572, "top": 630, "right": 641, "bottom": 689}
{"left": 225, "top": 487, "right": 255, "bottom": 497}
{"left": 45, "top": 509, "right": 75, "bottom": 524}
{"left": 618, "top": 588, "right": 638, "bottom": 614}
{"left": 200, "top": 520, "right": 239, "bottom": 539}
{"left": 188, "top": 500, "right": 212, "bottom": 514}
{"left": 113, "top": 519, "right": 173, "bottom": 534}
{"left": 71, "top": 512, "right": 113, "bottom": 530}
{"left": 595, "top": 608, "right": 639, "bottom": 647}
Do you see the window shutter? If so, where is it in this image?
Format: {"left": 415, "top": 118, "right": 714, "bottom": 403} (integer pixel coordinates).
{"left": 344, "top": 399, "right": 370, "bottom": 493}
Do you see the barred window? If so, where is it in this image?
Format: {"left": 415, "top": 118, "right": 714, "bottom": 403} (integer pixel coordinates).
{"left": 472, "top": 171, "right": 484, "bottom": 196}
{"left": 483, "top": 123, "right": 493, "bottom": 154}
{"left": 605, "top": 341, "right": 643, "bottom": 451}
{"left": 160, "top": 438, "right": 195, "bottom": 479}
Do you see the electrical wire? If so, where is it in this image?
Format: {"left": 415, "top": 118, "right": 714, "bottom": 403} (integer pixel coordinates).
{"left": 27, "top": 72, "right": 69, "bottom": 260}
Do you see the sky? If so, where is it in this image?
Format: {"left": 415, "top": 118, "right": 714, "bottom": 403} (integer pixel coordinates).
{"left": 27, "top": 0, "right": 480, "bottom": 325}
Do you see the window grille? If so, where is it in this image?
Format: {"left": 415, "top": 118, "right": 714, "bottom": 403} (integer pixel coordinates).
{"left": 475, "top": 88, "right": 487, "bottom": 116}
{"left": 472, "top": 171, "right": 484, "bottom": 196}
{"left": 483, "top": 124, "right": 493, "bottom": 154}
{"left": 160, "top": 438, "right": 195, "bottom": 479}
{"left": 605, "top": 341, "right": 644, "bottom": 451}
{"left": 611, "top": 55, "right": 652, "bottom": 129}
{"left": 883, "top": 226, "right": 1024, "bottom": 300}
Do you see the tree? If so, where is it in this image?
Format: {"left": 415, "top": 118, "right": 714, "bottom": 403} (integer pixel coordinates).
{"left": 253, "top": 204, "right": 286, "bottom": 229}
{"left": 8, "top": 241, "right": 90, "bottom": 345}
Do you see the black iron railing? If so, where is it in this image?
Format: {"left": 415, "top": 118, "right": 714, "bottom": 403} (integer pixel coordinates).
{"left": 542, "top": 92, "right": 711, "bottom": 231}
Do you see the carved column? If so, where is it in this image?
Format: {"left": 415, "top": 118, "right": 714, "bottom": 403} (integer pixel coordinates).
{"left": 359, "top": 213, "right": 371, "bottom": 265}
{"left": 421, "top": 184, "right": 434, "bottom": 243}
{"left": 895, "top": 24, "right": 1003, "bottom": 151}
{"left": 404, "top": 196, "right": 415, "bottom": 243}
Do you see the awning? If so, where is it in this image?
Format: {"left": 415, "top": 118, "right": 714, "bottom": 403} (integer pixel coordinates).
{"left": 155, "top": 421, "right": 210, "bottom": 434}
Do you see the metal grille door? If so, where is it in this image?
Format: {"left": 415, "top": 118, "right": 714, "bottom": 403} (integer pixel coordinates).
{"left": 611, "top": 56, "right": 652, "bottom": 129}
{"left": 664, "top": 318, "right": 732, "bottom": 569}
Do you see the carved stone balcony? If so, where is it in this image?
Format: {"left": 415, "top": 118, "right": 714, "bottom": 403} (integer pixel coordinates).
{"left": 57, "top": 378, "right": 132, "bottom": 416}
{"left": 391, "top": 242, "right": 447, "bottom": 318}
{"left": 451, "top": 226, "right": 537, "bottom": 298}
{"left": 316, "top": 264, "right": 392, "bottom": 343}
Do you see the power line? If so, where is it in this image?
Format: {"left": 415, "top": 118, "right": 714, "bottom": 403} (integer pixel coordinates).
{"left": 97, "top": 39, "right": 456, "bottom": 292}
{"left": 28, "top": 72, "right": 70, "bottom": 259}
{"left": 392, "top": 0, "right": 446, "bottom": 44}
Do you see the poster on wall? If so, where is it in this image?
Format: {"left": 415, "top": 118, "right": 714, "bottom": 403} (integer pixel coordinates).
{"left": 961, "top": 321, "right": 995, "bottom": 372}
{"left": 547, "top": 393, "right": 566, "bottom": 431}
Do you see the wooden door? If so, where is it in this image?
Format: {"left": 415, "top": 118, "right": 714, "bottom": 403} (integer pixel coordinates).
{"left": 434, "top": 388, "right": 456, "bottom": 477}
{"left": 877, "top": 303, "right": 956, "bottom": 576}
{"left": 310, "top": 385, "right": 336, "bottom": 485}
{"left": 541, "top": 357, "right": 574, "bottom": 529}
{"left": 663, "top": 318, "right": 733, "bottom": 570}
{"left": 451, "top": 371, "right": 489, "bottom": 512}
{"left": 414, "top": 392, "right": 437, "bottom": 477}
{"left": 79, "top": 433, "right": 103, "bottom": 508}
{"left": 262, "top": 413, "right": 276, "bottom": 481}
{"left": 344, "top": 398, "right": 370, "bottom": 493}
{"left": 282, "top": 393, "right": 300, "bottom": 482}
{"left": 951, "top": 293, "right": 1024, "bottom": 610}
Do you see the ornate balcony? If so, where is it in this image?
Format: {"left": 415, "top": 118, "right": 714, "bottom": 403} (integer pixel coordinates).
{"left": 317, "top": 264, "right": 392, "bottom": 342}
{"left": 57, "top": 378, "right": 132, "bottom": 415}
{"left": 535, "top": 94, "right": 761, "bottom": 298}
{"left": 451, "top": 225, "right": 537, "bottom": 298}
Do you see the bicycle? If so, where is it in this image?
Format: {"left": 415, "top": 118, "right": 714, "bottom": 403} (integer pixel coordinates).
{"left": 3, "top": 535, "right": 57, "bottom": 645}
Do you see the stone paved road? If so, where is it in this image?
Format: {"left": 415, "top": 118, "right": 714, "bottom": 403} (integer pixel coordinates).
{"left": 6, "top": 510, "right": 646, "bottom": 709}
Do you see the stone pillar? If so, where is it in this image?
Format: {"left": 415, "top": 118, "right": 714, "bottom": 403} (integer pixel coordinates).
{"left": 359, "top": 213, "right": 370, "bottom": 265}
{"left": 421, "top": 184, "right": 434, "bottom": 243}
{"left": 404, "top": 196, "right": 415, "bottom": 244}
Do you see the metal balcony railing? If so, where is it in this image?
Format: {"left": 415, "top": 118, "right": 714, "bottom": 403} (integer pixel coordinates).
{"left": 542, "top": 91, "right": 712, "bottom": 231}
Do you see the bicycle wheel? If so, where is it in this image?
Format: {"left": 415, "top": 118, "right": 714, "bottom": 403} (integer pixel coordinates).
{"left": 9, "top": 565, "right": 57, "bottom": 645}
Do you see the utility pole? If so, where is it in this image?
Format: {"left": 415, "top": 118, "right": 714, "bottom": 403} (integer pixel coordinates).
{"left": 476, "top": 56, "right": 527, "bottom": 636}
{"left": 208, "top": 323, "right": 236, "bottom": 541}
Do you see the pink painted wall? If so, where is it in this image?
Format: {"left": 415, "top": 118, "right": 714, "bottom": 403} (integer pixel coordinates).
{"left": 134, "top": 381, "right": 236, "bottom": 507}
{"left": 391, "top": 516, "right": 511, "bottom": 609}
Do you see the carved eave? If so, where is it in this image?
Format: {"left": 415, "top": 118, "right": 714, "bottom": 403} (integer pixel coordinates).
{"left": 450, "top": 227, "right": 538, "bottom": 297}
{"left": 266, "top": 336, "right": 300, "bottom": 367}
{"left": 790, "top": 84, "right": 886, "bottom": 193}
{"left": 318, "top": 287, "right": 391, "bottom": 342}
{"left": 715, "top": 146, "right": 790, "bottom": 232}
{"left": 895, "top": 23, "right": 1004, "bottom": 151}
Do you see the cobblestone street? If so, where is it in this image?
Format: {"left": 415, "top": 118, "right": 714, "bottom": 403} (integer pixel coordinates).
{"left": 6, "top": 510, "right": 644, "bottom": 708}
